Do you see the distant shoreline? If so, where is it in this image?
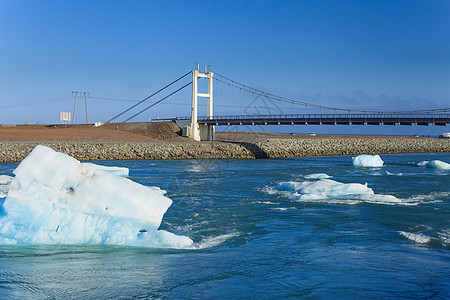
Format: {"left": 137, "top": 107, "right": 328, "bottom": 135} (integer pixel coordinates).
{"left": 0, "top": 137, "right": 449, "bottom": 162}
{"left": 0, "top": 123, "right": 448, "bottom": 162}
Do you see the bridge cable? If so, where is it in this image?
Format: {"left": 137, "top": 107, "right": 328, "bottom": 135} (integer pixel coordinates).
{"left": 123, "top": 81, "right": 192, "bottom": 123}
{"left": 215, "top": 74, "right": 375, "bottom": 113}
{"left": 214, "top": 73, "right": 449, "bottom": 115}
{"left": 106, "top": 71, "right": 191, "bottom": 123}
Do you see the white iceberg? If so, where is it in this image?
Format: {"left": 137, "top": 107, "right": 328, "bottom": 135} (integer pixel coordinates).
{"left": 352, "top": 154, "right": 384, "bottom": 167}
{"left": 274, "top": 178, "right": 403, "bottom": 205}
{"left": 276, "top": 179, "right": 373, "bottom": 200}
{"left": 0, "top": 145, "right": 193, "bottom": 248}
{"left": 418, "top": 160, "right": 450, "bottom": 170}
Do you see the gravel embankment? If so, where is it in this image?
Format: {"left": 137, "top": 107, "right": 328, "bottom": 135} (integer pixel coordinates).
{"left": 0, "top": 138, "right": 449, "bottom": 162}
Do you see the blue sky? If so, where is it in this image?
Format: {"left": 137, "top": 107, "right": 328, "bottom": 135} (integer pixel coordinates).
{"left": 0, "top": 1, "right": 448, "bottom": 135}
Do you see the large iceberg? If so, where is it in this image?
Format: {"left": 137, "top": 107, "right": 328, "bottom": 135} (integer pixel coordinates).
{"left": 352, "top": 154, "right": 384, "bottom": 167}
{"left": 418, "top": 160, "right": 450, "bottom": 170}
{"left": 0, "top": 145, "right": 193, "bottom": 248}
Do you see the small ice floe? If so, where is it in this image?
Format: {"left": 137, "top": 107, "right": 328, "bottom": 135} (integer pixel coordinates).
{"left": 386, "top": 171, "right": 403, "bottom": 176}
{"left": 0, "top": 145, "right": 193, "bottom": 248}
{"left": 271, "top": 207, "right": 296, "bottom": 211}
{"left": 418, "top": 160, "right": 450, "bottom": 170}
{"left": 273, "top": 178, "right": 404, "bottom": 205}
{"left": 304, "top": 173, "right": 331, "bottom": 179}
{"left": 352, "top": 154, "right": 384, "bottom": 167}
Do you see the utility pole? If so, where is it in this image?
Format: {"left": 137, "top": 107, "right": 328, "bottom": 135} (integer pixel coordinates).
{"left": 72, "top": 91, "right": 89, "bottom": 124}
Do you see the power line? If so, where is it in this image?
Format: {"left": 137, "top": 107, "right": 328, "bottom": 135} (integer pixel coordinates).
{"left": 90, "top": 96, "right": 138, "bottom": 103}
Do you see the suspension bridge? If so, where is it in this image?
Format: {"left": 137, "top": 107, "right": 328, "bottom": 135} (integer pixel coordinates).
{"left": 105, "top": 66, "right": 450, "bottom": 141}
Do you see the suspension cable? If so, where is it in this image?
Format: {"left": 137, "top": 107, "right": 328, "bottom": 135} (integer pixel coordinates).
{"left": 123, "top": 81, "right": 192, "bottom": 123}
{"left": 214, "top": 72, "right": 449, "bottom": 114}
{"left": 106, "top": 71, "right": 191, "bottom": 123}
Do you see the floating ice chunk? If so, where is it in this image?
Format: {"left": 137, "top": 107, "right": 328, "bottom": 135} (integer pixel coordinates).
{"left": 399, "top": 231, "right": 431, "bottom": 244}
{"left": 418, "top": 160, "right": 450, "bottom": 170}
{"left": 294, "top": 192, "right": 325, "bottom": 201}
{"left": 386, "top": 171, "right": 403, "bottom": 176}
{"left": 352, "top": 154, "right": 384, "bottom": 167}
{"left": 304, "top": 173, "right": 331, "bottom": 179}
{"left": 277, "top": 179, "right": 373, "bottom": 198}
{"left": 0, "top": 175, "right": 13, "bottom": 198}
{"left": 273, "top": 178, "right": 405, "bottom": 205}
{"left": 83, "top": 163, "right": 129, "bottom": 177}
{"left": 417, "top": 161, "right": 429, "bottom": 167}
{"left": 275, "top": 181, "right": 311, "bottom": 192}
{"left": 357, "top": 194, "right": 403, "bottom": 205}
{"left": 298, "top": 179, "right": 344, "bottom": 195}
{"left": 329, "top": 182, "right": 373, "bottom": 196}
{"left": 0, "top": 145, "right": 193, "bottom": 248}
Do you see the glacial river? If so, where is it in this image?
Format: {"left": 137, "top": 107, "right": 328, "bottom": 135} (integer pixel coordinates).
{"left": 0, "top": 152, "right": 449, "bottom": 299}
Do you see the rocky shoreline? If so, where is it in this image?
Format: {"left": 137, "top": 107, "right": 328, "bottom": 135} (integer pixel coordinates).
{"left": 0, "top": 137, "right": 449, "bottom": 162}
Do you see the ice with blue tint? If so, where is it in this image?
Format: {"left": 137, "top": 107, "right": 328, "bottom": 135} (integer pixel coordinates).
{"left": 274, "top": 178, "right": 403, "bottom": 205}
{"left": 0, "top": 145, "right": 193, "bottom": 248}
{"left": 418, "top": 160, "right": 450, "bottom": 170}
{"left": 276, "top": 179, "right": 373, "bottom": 198}
{"left": 352, "top": 154, "right": 384, "bottom": 167}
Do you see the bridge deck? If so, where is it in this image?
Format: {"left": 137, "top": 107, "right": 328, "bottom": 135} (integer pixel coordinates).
{"left": 177, "top": 113, "right": 450, "bottom": 126}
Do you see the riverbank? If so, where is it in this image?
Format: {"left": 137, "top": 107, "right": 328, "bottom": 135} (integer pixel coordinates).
{"left": 0, "top": 122, "right": 448, "bottom": 162}
{"left": 1, "top": 137, "right": 449, "bottom": 162}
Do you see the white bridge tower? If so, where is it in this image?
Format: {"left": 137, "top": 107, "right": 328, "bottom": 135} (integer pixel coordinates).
{"left": 191, "top": 66, "right": 214, "bottom": 141}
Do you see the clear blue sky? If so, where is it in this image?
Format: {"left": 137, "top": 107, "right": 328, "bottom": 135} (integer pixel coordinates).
{"left": 0, "top": 0, "right": 449, "bottom": 135}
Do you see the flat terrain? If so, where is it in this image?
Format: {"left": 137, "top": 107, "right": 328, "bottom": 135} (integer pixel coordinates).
{"left": 0, "top": 122, "right": 421, "bottom": 143}
{"left": 0, "top": 122, "right": 183, "bottom": 142}
{"left": 0, "top": 122, "right": 448, "bottom": 162}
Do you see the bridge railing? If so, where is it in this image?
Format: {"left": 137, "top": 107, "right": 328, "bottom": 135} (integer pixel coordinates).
{"left": 189, "top": 113, "right": 450, "bottom": 121}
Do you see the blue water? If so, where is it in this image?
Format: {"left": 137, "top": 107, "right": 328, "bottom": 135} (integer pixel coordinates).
{"left": 0, "top": 153, "right": 449, "bottom": 299}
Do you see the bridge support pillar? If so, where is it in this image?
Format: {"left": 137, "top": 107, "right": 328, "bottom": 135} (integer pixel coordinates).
{"left": 191, "top": 67, "right": 214, "bottom": 141}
